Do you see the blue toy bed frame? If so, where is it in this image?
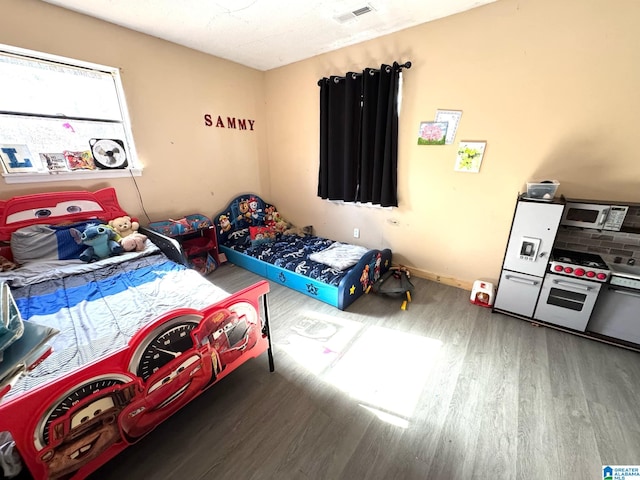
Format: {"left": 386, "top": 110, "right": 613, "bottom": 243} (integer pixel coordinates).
{"left": 212, "top": 194, "right": 392, "bottom": 310}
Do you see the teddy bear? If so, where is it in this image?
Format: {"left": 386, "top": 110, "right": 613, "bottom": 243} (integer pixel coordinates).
{"left": 108, "top": 216, "right": 147, "bottom": 252}
{"left": 108, "top": 216, "right": 140, "bottom": 239}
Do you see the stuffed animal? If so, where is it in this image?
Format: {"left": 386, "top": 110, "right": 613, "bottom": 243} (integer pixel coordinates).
{"left": 71, "top": 224, "right": 124, "bottom": 262}
{"left": 269, "top": 212, "right": 288, "bottom": 234}
{"left": 120, "top": 232, "right": 148, "bottom": 252}
{"left": 284, "top": 225, "right": 313, "bottom": 237}
{"left": 0, "top": 255, "right": 16, "bottom": 271}
{"left": 268, "top": 211, "right": 312, "bottom": 237}
{"left": 108, "top": 216, "right": 140, "bottom": 238}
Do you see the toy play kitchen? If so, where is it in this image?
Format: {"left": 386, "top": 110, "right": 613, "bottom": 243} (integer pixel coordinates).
{"left": 492, "top": 195, "right": 564, "bottom": 319}
{"left": 493, "top": 187, "right": 640, "bottom": 351}
{"left": 534, "top": 248, "right": 608, "bottom": 331}
{"left": 588, "top": 263, "right": 640, "bottom": 345}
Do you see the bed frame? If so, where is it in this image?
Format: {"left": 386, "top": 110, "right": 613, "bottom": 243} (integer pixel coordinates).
{"left": 212, "top": 193, "right": 392, "bottom": 310}
{"left": 0, "top": 188, "right": 274, "bottom": 480}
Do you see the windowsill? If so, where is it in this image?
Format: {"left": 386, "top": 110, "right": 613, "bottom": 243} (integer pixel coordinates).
{"left": 326, "top": 199, "right": 393, "bottom": 210}
{"left": 1, "top": 168, "right": 142, "bottom": 184}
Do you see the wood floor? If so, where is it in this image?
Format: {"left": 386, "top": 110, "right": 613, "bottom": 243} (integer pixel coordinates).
{"left": 89, "top": 264, "right": 640, "bottom": 480}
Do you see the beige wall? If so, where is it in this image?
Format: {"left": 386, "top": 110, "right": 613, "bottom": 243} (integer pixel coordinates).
{"left": 1, "top": 0, "right": 269, "bottom": 222}
{"left": 264, "top": 0, "right": 640, "bottom": 288}
{"left": 2, "top": 0, "right": 640, "bottom": 290}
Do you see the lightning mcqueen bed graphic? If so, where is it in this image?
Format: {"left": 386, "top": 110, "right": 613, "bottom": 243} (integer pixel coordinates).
{"left": 0, "top": 188, "right": 273, "bottom": 480}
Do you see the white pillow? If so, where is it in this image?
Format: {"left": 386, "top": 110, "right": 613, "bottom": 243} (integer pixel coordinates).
{"left": 309, "top": 242, "right": 369, "bottom": 270}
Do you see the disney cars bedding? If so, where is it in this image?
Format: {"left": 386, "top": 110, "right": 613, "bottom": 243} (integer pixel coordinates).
{"left": 213, "top": 194, "right": 392, "bottom": 310}
{"left": 0, "top": 188, "right": 273, "bottom": 480}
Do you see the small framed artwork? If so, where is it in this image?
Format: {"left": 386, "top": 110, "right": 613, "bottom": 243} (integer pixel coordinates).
{"left": 435, "top": 110, "right": 463, "bottom": 145}
{"left": 454, "top": 141, "right": 487, "bottom": 173}
{"left": 0, "top": 144, "right": 39, "bottom": 174}
{"left": 63, "top": 150, "right": 96, "bottom": 170}
{"left": 39, "top": 153, "right": 69, "bottom": 173}
{"left": 417, "top": 122, "right": 448, "bottom": 145}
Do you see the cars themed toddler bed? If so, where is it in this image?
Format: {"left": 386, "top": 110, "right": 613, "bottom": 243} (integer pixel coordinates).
{"left": 212, "top": 194, "right": 392, "bottom": 310}
{"left": 0, "top": 188, "right": 273, "bottom": 480}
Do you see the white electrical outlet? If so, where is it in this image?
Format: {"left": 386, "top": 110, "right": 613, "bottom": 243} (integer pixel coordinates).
{"left": 353, "top": 228, "right": 360, "bottom": 238}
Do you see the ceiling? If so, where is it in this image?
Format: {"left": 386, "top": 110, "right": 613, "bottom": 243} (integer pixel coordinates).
{"left": 40, "top": 0, "right": 497, "bottom": 71}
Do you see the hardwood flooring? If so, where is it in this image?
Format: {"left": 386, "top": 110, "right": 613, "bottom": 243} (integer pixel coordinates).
{"left": 89, "top": 264, "right": 640, "bottom": 479}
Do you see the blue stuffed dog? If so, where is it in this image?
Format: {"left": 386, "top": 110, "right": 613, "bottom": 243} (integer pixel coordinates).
{"left": 71, "top": 224, "right": 124, "bottom": 262}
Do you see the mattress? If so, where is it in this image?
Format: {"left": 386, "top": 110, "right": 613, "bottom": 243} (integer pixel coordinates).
{"left": 225, "top": 231, "right": 350, "bottom": 285}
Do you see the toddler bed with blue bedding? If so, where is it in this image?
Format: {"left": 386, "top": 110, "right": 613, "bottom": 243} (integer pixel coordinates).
{"left": 0, "top": 188, "right": 273, "bottom": 480}
{"left": 212, "top": 194, "right": 392, "bottom": 310}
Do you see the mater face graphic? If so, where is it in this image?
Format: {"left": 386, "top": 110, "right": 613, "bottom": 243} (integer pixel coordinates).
{"left": 36, "top": 378, "right": 137, "bottom": 480}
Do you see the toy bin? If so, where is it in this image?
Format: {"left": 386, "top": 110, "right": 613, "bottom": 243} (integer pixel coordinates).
{"left": 525, "top": 180, "right": 559, "bottom": 201}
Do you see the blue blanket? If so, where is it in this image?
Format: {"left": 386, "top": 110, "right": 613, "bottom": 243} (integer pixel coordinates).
{"left": 227, "top": 233, "right": 348, "bottom": 286}
{"left": 4, "top": 252, "right": 230, "bottom": 399}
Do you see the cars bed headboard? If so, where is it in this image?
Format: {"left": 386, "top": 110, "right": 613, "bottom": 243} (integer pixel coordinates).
{"left": 0, "top": 187, "right": 129, "bottom": 241}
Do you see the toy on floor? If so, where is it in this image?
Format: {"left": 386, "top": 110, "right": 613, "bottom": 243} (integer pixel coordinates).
{"left": 470, "top": 280, "right": 495, "bottom": 307}
{"left": 368, "top": 265, "right": 415, "bottom": 310}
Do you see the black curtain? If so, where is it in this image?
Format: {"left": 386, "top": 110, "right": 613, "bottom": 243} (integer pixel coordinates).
{"left": 318, "top": 62, "right": 401, "bottom": 207}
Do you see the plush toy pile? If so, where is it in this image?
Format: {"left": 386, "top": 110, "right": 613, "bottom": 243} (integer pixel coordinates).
{"left": 267, "top": 212, "right": 313, "bottom": 237}
{"left": 68, "top": 216, "right": 148, "bottom": 263}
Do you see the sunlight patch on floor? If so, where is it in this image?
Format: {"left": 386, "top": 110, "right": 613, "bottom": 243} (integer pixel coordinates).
{"left": 325, "top": 325, "right": 442, "bottom": 420}
{"left": 279, "top": 311, "right": 443, "bottom": 427}
{"left": 359, "top": 404, "right": 410, "bottom": 429}
{"left": 278, "top": 311, "right": 362, "bottom": 375}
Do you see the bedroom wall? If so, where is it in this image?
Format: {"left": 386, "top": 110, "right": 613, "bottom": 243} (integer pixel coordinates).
{"left": 264, "top": 0, "right": 640, "bottom": 289}
{"left": 0, "top": 0, "right": 269, "bottom": 222}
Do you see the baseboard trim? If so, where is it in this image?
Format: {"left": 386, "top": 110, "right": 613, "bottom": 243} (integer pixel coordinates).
{"left": 397, "top": 265, "right": 473, "bottom": 291}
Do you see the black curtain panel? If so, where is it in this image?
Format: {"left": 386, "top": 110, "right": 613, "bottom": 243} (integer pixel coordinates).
{"left": 318, "top": 74, "right": 362, "bottom": 201}
{"left": 318, "top": 62, "right": 406, "bottom": 207}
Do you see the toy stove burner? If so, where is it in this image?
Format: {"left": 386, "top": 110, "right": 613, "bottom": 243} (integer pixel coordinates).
{"left": 550, "top": 248, "right": 610, "bottom": 282}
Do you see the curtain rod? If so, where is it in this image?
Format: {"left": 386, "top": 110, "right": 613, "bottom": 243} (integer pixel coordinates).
{"left": 317, "top": 61, "right": 411, "bottom": 86}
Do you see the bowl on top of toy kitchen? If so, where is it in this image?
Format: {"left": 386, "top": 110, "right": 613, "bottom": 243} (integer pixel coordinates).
{"left": 525, "top": 180, "right": 560, "bottom": 201}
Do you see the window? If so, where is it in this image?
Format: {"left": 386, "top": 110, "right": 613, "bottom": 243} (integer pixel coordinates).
{"left": 0, "top": 43, "right": 140, "bottom": 184}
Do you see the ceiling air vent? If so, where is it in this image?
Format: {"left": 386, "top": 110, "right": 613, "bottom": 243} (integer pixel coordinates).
{"left": 334, "top": 4, "right": 376, "bottom": 24}
{"left": 353, "top": 6, "right": 373, "bottom": 16}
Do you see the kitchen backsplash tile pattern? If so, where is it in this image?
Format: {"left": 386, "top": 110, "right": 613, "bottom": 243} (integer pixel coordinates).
{"left": 555, "top": 204, "right": 640, "bottom": 264}
{"left": 623, "top": 205, "right": 640, "bottom": 230}
{"left": 555, "top": 206, "right": 640, "bottom": 263}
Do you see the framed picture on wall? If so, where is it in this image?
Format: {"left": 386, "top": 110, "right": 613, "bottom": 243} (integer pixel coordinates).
{"left": 435, "top": 110, "right": 463, "bottom": 145}
{"left": 0, "top": 144, "right": 39, "bottom": 174}
{"left": 417, "top": 122, "right": 448, "bottom": 145}
{"left": 454, "top": 141, "right": 487, "bottom": 173}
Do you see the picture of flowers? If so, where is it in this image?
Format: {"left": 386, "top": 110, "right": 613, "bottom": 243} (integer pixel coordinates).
{"left": 417, "top": 122, "right": 448, "bottom": 145}
{"left": 454, "top": 141, "right": 486, "bottom": 173}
